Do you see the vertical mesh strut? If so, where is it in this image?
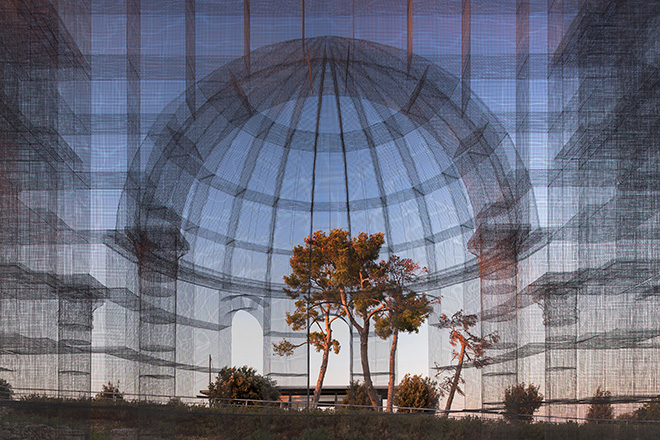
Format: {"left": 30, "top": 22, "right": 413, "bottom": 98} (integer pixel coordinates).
{"left": 244, "top": 0, "right": 251, "bottom": 75}
{"left": 461, "top": 0, "right": 471, "bottom": 116}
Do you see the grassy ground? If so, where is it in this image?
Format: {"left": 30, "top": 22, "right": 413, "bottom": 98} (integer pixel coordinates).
{"left": 2, "top": 398, "right": 659, "bottom": 440}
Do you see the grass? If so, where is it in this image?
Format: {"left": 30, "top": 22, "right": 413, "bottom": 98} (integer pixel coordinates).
{"left": 2, "top": 397, "right": 660, "bottom": 439}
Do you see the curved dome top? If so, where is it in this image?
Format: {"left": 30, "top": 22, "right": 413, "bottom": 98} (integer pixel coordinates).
{"left": 123, "top": 36, "right": 532, "bottom": 291}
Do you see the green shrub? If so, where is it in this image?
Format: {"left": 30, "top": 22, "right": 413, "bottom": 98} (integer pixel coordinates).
{"left": 634, "top": 396, "right": 660, "bottom": 420}
{"left": 0, "top": 378, "right": 13, "bottom": 400}
{"left": 586, "top": 386, "right": 613, "bottom": 423}
{"left": 503, "top": 382, "right": 543, "bottom": 422}
{"left": 95, "top": 381, "right": 123, "bottom": 401}
{"left": 342, "top": 381, "right": 374, "bottom": 409}
{"left": 394, "top": 374, "right": 439, "bottom": 413}
{"left": 208, "top": 365, "right": 280, "bottom": 405}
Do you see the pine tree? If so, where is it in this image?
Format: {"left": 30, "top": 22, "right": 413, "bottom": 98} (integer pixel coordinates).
{"left": 273, "top": 230, "right": 346, "bottom": 408}
{"left": 374, "top": 256, "right": 431, "bottom": 412}
{"left": 436, "top": 310, "right": 499, "bottom": 412}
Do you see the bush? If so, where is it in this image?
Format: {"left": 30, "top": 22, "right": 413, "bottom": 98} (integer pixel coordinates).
{"left": 167, "top": 396, "right": 183, "bottom": 406}
{"left": 586, "top": 386, "right": 613, "bottom": 423}
{"left": 95, "top": 381, "right": 124, "bottom": 401}
{"left": 502, "top": 382, "right": 543, "bottom": 422}
{"left": 207, "top": 365, "right": 280, "bottom": 405}
{"left": 342, "top": 381, "right": 374, "bottom": 409}
{"left": 617, "top": 411, "right": 636, "bottom": 422}
{"left": 0, "top": 378, "right": 13, "bottom": 400}
{"left": 395, "top": 374, "right": 439, "bottom": 413}
{"left": 634, "top": 396, "right": 660, "bottom": 420}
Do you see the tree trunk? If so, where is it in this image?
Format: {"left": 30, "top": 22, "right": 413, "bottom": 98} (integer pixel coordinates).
{"left": 338, "top": 289, "right": 378, "bottom": 408}
{"left": 359, "top": 323, "right": 381, "bottom": 409}
{"left": 444, "top": 343, "right": 466, "bottom": 412}
{"left": 312, "top": 330, "right": 332, "bottom": 408}
{"left": 387, "top": 329, "right": 398, "bottom": 412}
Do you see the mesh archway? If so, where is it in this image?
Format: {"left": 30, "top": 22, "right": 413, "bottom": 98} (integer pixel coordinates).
{"left": 117, "top": 35, "right": 537, "bottom": 398}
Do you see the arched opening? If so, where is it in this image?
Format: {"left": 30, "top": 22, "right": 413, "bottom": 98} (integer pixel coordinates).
{"left": 231, "top": 310, "right": 263, "bottom": 374}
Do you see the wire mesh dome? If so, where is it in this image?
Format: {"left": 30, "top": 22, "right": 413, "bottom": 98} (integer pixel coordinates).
{"left": 5, "top": 0, "right": 660, "bottom": 429}
{"left": 115, "top": 35, "right": 537, "bottom": 394}
{"left": 124, "top": 35, "right": 535, "bottom": 279}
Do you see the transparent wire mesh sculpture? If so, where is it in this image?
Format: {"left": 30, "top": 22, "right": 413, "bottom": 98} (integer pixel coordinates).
{"left": 0, "top": 0, "right": 659, "bottom": 427}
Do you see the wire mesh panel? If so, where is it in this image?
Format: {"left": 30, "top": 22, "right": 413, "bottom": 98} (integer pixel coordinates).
{"left": 1, "top": 1, "right": 660, "bottom": 436}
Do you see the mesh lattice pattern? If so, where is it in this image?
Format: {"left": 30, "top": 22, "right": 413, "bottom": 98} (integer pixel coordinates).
{"left": 0, "top": 0, "right": 659, "bottom": 426}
